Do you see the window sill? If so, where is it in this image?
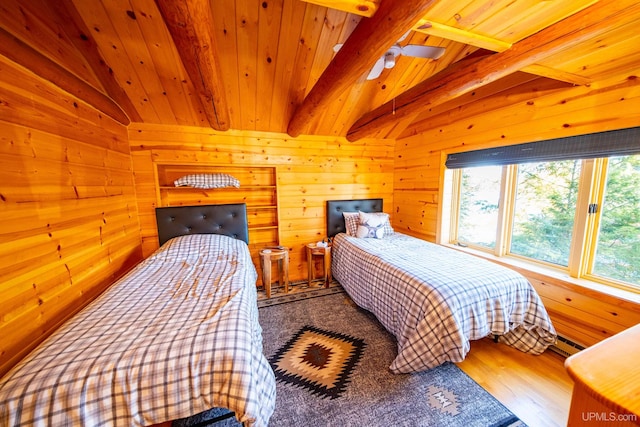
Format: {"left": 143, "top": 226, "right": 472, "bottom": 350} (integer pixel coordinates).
{"left": 442, "top": 243, "right": 640, "bottom": 307}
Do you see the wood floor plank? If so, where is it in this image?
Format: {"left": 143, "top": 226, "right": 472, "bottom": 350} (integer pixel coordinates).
{"left": 458, "top": 337, "right": 572, "bottom": 427}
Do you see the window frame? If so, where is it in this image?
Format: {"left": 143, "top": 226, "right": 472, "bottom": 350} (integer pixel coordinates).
{"left": 446, "top": 157, "right": 639, "bottom": 293}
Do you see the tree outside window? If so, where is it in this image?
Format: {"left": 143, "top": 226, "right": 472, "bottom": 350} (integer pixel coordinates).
{"left": 510, "top": 160, "right": 581, "bottom": 266}
{"left": 453, "top": 154, "right": 640, "bottom": 290}
{"left": 592, "top": 155, "right": 640, "bottom": 285}
{"left": 458, "top": 166, "right": 501, "bottom": 249}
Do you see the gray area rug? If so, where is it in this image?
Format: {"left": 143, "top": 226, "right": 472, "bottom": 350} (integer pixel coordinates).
{"left": 177, "top": 286, "right": 526, "bottom": 427}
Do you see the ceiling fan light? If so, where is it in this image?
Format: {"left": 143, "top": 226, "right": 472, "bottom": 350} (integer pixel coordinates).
{"left": 383, "top": 52, "right": 395, "bottom": 69}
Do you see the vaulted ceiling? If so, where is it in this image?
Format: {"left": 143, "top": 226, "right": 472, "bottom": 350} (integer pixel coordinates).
{"left": 2, "top": 0, "right": 639, "bottom": 140}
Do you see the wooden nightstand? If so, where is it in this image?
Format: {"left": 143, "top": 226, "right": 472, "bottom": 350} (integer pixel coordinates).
{"left": 259, "top": 247, "right": 289, "bottom": 298}
{"left": 306, "top": 243, "right": 331, "bottom": 288}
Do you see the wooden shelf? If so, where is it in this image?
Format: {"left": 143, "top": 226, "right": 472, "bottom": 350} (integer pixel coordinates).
{"left": 155, "top": 163, "right": 280, "bottom": 249}
{"left": 159, "top": 185, "right": 276, "bottom": 190}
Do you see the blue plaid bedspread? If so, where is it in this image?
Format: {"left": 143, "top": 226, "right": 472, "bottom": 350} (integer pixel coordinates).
{"left": 332, "top": 232, "right": 557, "bottom": 374}
{"left": 0, "top": 234, "right": 275, "bottom": 427}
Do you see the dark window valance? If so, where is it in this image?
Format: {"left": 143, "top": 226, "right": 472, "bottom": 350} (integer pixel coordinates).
{"left": 445, "top": 127, "right": 640, "bottom": 169}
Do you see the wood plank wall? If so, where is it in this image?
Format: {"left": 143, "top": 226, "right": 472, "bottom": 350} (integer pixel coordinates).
{"left": 393, "top": 73, "right": 640, "bottom": 347}
{"left": 0, "top": 55, "right": 143, "bottom": 377}
{"left": 128, "top": 123, "right": 394, "bottom": 282}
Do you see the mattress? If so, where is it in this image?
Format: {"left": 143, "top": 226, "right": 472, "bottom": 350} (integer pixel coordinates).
{"left": 332, "top": 232, "right": 557, "bottom": 373}
{"left": 0, "top": 234, "right": 276, "bottom": 427}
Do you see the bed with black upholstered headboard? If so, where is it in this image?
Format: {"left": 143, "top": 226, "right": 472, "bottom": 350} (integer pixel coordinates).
{"left": 0, "top": 203, "right": 276, "bottom": 427}
{"left": 156, "top": 202, "right": 250, "bottom": 246}
{"left": 326, "top": 198, "right": 383, "bottom": 238}
{"left": 327, "top": 198, "right": 557, "bottom": 376}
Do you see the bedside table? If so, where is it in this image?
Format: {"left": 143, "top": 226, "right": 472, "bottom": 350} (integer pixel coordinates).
{"left": 306, "top": 243, "right": 331, "bottom": 288}
{"left": 259, "top": 247, "right": 289, "bottom": 298}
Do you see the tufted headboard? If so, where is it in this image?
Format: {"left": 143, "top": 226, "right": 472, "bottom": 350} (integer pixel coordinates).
{"left": 155, "top": 203, "right": 250, "bottom": 246}
{"left": 326, "top": 198, "right": 383, "bottom": 238}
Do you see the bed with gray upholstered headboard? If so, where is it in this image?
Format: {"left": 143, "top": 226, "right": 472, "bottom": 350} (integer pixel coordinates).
{"left": 0, "top": 203, "right": 276, "bottom": 426}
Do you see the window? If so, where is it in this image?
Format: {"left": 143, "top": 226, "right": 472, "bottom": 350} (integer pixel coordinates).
{"left": 458, "top": 166, "right": 501, "bottom": 249}
{"left": 450, "top": 154, "right": 640, "bottom": 291}
{"left": 510, "top": 160, "right": 581, "bottom": 266}
{"left": 590, "top": 155, "right": 640, "bottom": 285}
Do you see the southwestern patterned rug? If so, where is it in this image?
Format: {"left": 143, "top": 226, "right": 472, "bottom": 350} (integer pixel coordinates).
{"left": 177, "top": 286, "right": 526, "bottom": 426}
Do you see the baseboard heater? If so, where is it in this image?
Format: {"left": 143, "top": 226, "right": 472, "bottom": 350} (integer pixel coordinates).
{"left": 549, "top": 335, "right": 586, "bottom": 357}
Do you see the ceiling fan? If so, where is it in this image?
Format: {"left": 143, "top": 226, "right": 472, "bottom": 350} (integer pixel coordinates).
{"left": 333, "top": 30, "right": 445, "bottom": 80}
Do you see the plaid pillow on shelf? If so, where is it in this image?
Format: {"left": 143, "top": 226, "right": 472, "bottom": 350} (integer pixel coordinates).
{"left": 174, "top": 173, "right": 240, "bottom": 189}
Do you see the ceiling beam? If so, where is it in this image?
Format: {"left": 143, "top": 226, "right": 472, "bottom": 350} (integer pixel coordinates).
{"left": 156, "top": 0, "right": 230, "bottom": 131}
{"left": 521, "top": 64, "right": 591, "bottom": 86}
{"left": 56, "top": 0, "right": 143, "bottom": 122}
{"left": 414, "top": 20, "right": 511, "bottom": 52}
{"left": 346, "top": 0, "right": 640, "bottom": 141}
{"left": 0, "top": 27, "right": 130, "bottom": 125}
{"left": 300, "top": 0, "right": 379, "bottom": 18}
{"left": 287, "top": 0, "right": 438, "bottom": 138}
{"left": 414, "top": 20, "right": 591, "bottom": 85}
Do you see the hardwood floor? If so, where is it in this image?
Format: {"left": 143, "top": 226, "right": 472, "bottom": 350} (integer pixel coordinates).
{"left": 258, "top": 281, "right": 574, "bottom": 427}
{"left": 458, "top": 337, "right": 572, "bottom": 427}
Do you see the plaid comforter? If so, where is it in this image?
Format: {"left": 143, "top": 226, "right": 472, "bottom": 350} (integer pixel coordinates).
{"left": 0, "top": 234, "right": 275, "bottom": 427}
{"left": 332, "top": 233, "right": 557, "bottom": 374}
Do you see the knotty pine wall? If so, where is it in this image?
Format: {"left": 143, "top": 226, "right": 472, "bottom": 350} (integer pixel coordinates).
{"left": 128, "top": 123, "right": 394, "bottom": 282}
{"left": 393, "top": 74, "right": 640, "bottom": 347}
{"left": 0, "top": 55, "right": 143, "bottom": 377}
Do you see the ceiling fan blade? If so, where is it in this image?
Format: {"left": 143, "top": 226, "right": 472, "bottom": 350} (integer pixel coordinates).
{"left": 400, "top": 45, "right": 445, "bottom": 59}
{"left": 366, "top": 56, "right": 386, "bottom": 80}
{"left": 396, "top": 29, "right": 412, "bottom": 43}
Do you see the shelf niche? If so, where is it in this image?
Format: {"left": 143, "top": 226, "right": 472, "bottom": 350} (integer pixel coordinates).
{"left": 155, "top": 163, "right": 280, "bottom": 253}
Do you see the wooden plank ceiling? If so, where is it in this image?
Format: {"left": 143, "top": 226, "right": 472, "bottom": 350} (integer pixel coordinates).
{"left": 2, "top": 0, "right": 640, "bottom": 140}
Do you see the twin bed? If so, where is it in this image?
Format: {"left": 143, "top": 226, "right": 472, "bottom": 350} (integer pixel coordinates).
{"left": 0, "top": 199, "right": 557, "bottom": 426}
{"left": 327, "top": 198, "right": 557, "bottom": 374}
{"left": 0, "top": 204, "right": 275, "bottom": 427}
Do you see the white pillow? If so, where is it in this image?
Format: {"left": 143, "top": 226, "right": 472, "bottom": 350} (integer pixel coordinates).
{"left": 152, "top": 234, "right": 233, "bottom": 261}
{"left": 355, "top": 223, "right": 384, "bottom": 239}
{"left": 355, "top": 211, "right": 385, "bottom": 239}
{"left": 358, "top": 211, "right": 394, "bottom": 236}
